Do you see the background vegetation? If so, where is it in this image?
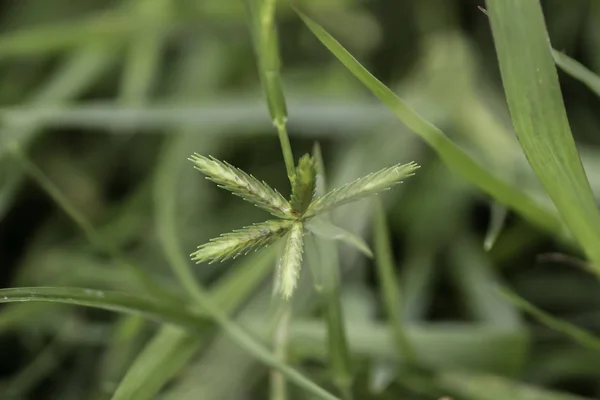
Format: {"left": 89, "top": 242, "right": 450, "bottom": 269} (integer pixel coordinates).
{"left": 1, "top": 0, "right": 600, "bottom": 399}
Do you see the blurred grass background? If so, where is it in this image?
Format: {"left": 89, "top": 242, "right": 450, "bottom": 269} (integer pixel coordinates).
{"left": 1, "top": 0, "right": 600, "bottom": 399}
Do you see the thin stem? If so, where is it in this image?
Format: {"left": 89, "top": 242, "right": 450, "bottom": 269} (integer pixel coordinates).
{"left": 7, "top": 143, "right": 179, "bottom": 305}
{"left": 373, "top": 199, "right": 418, "bottom": 366}
{"left": 311, "top": 143, "right": 354, "bottom": 399}
{"left": 271, "top": 305, "right": 292, "bottom": 400}
{"left": 275, "top": 120, "right": 295, "bottom": 182}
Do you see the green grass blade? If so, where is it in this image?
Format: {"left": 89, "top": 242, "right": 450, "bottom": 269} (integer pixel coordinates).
{"left": 111, "top": 326, "right": 202, "bottom": 400}
{"left": 293, "top": 7, "right": 564, "bottom": 239}
{"left": 0, "top": 287, "right": 338, "bottom": 399}
{"left": 553, "top": 49, "right": 600, "bottom": 98}
{"left": 309, "top": 142, "right": 353, "bottom": 399}
{"left": 373, "top": 200, "right": 417, "bottom": 366}
{"left": 484, "top": 202, "right": 507, "bottom": 251}
{"left": 0, "top": 287, "right": 200, "bottom": 327}
{"left": 486, "top": 0, "right": 600, "bottom": 266}
{"left": 437, "top": 371, "right": 592, "bottom": 400}
{"left": 499, "top": 287, "right": 600, "bottom": 353}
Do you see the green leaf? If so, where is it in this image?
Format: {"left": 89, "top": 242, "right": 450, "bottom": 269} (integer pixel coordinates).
{"left": 437, "top": 371, "right": 592, "bottom": 400}
{"left": 0, "top": 287, "right": 200, "bottom": 328}
{"left": 0, "top": 287, "right": 339, "bottom": 400}
{"left": 306, "top": 218, "right": 373, "bottom": 258}
{"left": 290, "top": 154, "right": 317, "bottom": 215}
{"left": 305, "top": 162, "right": 419, "bottom": 218}
{"left": 307, "top": 142, "right": 353, "bottom": 397}
{"left": 190, "top": 219, "right": 293, "bottom": 264}
{"left": 189, "top": 154, "right": 293, "bottom": 219}
{"left": 373, "top": 200, "right": 417, "bottom": 365}
{"left": 499, "top": 287, "right": 600, "bottom": 353}
{"left": 486, "top": 0, "right": 600, "bottom": 266}
{"left": 553, "top": 49, "right": 600, "bottom": 99}
{"left": 111, "top": 326, "right": 202, "bottom": 400}
{"left": 484, "top": 202, "right": 508, "bottom": 251}
{"left": 293, "top": 7, "right": 564, "bottom": 239}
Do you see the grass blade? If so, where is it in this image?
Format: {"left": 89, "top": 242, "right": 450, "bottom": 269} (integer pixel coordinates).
{"left": 0, "top": 287, "right": 338, "bottom": 400}
{"left": 111, "top": 326, "right": 202, "bottom": 400}
{"left": 437, "top": 371, "right": 592, "bottom": 400}
{"left": 293, "top": 7, "right": 564, "bottom": 239}
{"left": 309, "top": 143, "right": 353, "bottom": 399}
{"left": 499, "top": 287, "right": 600, "bottom": 353}
{"left": 553, "top": 49, "right": 600, "bottom": 98}
{"left": 486, "top": 0, "right": 600, "bottom": 266}
{"left": 373, "top": 200, "right": 417, "bottom": 366}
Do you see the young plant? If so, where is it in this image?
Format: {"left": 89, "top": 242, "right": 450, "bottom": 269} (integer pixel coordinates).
{"left": 189, "top": 153, "right": 419, "bottom": 299}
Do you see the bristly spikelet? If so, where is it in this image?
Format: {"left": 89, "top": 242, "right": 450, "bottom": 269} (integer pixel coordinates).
{"left": 191, "top": 219, "right": 293, "bottom": 264}
{"left": 189, "top": 154, "right": 293, "bottom": 219}
{"left": 290, "top": 154, "right": 317, "bottom": 216}
{"left": 304, "top": 162, "right": 419, "bottom": 218}
{"left": 277, "top": 221, "right": 304, "bottom": 299}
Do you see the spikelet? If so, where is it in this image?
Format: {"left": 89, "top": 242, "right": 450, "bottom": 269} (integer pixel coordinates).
{"left": 290, "top": 154, "right": 317, "bottom": 216}
{"left": 191, "top": 219, "right": 293, "bottom": 264}
{"left": 304, "top": 162, "right": 419, "bottom": 218}
{"left": 277, "top": 221, "right": 304, "bottom": 299}
{"left": 189, "top": 154, "right": 293, "bottom": 219}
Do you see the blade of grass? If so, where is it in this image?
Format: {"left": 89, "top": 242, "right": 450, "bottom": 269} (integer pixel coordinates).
{"left": 309, "top": 142, "right": 353, "bottom": 400}
{"left": 0, "top": 11, "right": 176, "bottom": 58}
{"left": 449, "top": 237, "right": 522, "bottom": 328}
{"left": 486, "top": 0, "right": 600, "bottom": 266}
{"left": 118, "top": 0, "right": 170, "bottom": 113}
{"left": 110, "top": 325, "right": 203, "bottom": 400}
{"left": 289, "top": 320, "right": 527, "bottom": 374}
{"left": 552, "top": 49, "right": 600, "bottom": 98}
{"left": 437, "top": 370, "right": 592, "bottom": 400}
{"left": 499, "top": 287, "right": 600, "bottom": 353}
{"left": 484, "top": 202, "right": 508, "bottom": 251}
{"left": 373, "top": 200, "right": 418, "bottom": 366}
{"left": 0, "top": 287, "right": 338, "bottom": 399}
{"left": 293, "top": 7, "right": 565, "bottom": 242}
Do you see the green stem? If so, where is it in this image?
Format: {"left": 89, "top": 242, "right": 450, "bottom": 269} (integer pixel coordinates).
{"left": 275, "top": 120, "right": 295, "bottom": 183}
{"left": 373, "top": 199, "right": 418, "bottom": 367}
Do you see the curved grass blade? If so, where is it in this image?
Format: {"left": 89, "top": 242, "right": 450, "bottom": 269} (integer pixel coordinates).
{"left": 486, "top": 0, "right": 600, "bottom": 267}
{"left": 0, "top": 287, "right": 200, "bottom": 328}
{"left": 553, "top": 49, "right": 600, "bottom": 99}
{"left": 499, "top": 287, "right": 600, "bottom": 353}
{"left": 437, "top": 371, "right": 591, "bottom": 400}
{"left": 484, "top": 202, "right": 508, "bottom": 251}
{"left": 0, "top": 287, "right": 339, "bottom": 400}
{"left": 111, "top": 326, "right": 203, "bottom": 400}
{"left": 373, "top": 200, "right": 418, "bottom": 366}
{"left": 306, "top": 218, "right": 372, "bottom": 258}
{"left": 293, "top": 7, "right": 564, "bottom": 238}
